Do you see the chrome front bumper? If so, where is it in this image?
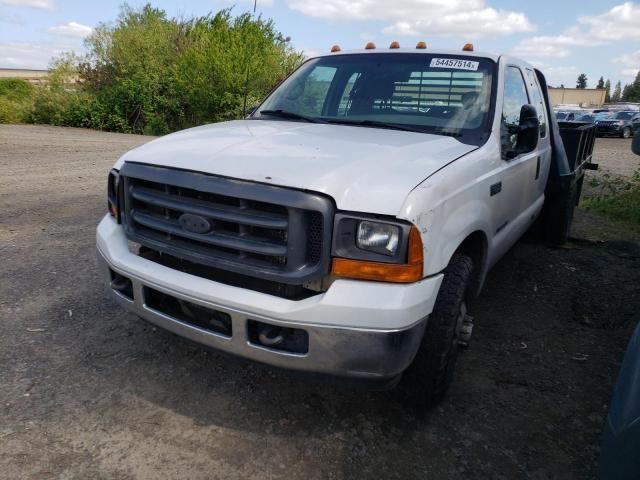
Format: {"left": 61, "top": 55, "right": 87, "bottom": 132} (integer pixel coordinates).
{"left": 96, "top": 217, "right": 439, "bottom": 381}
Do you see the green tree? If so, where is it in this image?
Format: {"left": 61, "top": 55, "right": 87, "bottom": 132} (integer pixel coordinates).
{"left": 597, "top": 76, "right": 605, "bottom": 89}
{"left": 33, "top": 3, "right": 304, "bottom": 134}
{"left": 612, "top": 81, "right": 622, "bottom": 102}
{"left": 604, "top": 79, "right": 611, "bottom": 103}
{"left": 576, "top": 73, "right": 588, "bottom": 89}
{"left": 622, "top": 71, "right": 640, "bottom": 102}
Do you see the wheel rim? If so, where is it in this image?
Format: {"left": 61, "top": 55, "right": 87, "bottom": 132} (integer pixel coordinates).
{"left": 623, "top": 128, "right": 631, "bottom": 138}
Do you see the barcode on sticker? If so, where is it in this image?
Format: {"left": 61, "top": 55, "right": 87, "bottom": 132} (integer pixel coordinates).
{"left": 430, "top": 58, "right": 479, "bottom": 71}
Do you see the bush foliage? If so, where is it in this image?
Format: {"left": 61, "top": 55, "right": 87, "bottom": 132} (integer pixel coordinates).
{"left": 0, "top": 4, "right": 303, "bottom": 135}
{"left": 0, "top": 78, "right": 34, "bottom": 123}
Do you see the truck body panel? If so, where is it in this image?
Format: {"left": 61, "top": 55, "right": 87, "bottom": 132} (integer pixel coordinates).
{"left": 97, "top": 48, "right": 591, "bottom": 388}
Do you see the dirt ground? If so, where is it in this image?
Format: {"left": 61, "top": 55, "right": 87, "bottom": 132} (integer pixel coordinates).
{"left": 1, "top": 124, "right": 639, "bottom": 480}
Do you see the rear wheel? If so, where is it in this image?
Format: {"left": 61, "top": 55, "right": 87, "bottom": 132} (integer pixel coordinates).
{"left": 622, "top": 127, "right": 632, "bottom": 139}
{"left": 402, "top": 253, "right": 474, "bottom": 408}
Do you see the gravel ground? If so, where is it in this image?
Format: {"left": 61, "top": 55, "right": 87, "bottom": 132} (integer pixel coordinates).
{"left": 588, "top": 137, "right": 639, "bottom": 178}
{"left": 1, "top": 125, "right": 639, "bottom": 479}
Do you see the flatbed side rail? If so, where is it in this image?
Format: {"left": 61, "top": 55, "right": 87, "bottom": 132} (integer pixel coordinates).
{"left": 556, "top": 122, "right": 599, "bottom": 172}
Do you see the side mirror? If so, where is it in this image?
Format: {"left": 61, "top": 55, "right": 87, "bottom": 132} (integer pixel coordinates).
{"left": 506, "top": 104, "right": 539, "bottom": 159}
{"left": 633, "top": 129, "right": 640, "bottom": 156}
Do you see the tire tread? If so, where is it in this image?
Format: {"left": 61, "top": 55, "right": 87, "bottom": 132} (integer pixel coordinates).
{"left": 403, "top": 253, "right": 473, "bottom": 407}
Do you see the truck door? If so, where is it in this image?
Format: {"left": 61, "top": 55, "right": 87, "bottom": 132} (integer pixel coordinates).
{"left": 524, "top": 68, "right": 551, "bottom": 208}
{"left": 490, "top": 64, "right": 539, "bottom": 261}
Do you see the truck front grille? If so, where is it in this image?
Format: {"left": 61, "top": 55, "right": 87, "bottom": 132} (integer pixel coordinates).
{"left": 119, "top": 163, "right": 334, "bottom": 286}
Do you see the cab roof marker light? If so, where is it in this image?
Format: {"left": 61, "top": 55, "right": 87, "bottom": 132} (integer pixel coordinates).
{"left": 416, "top": 41, "right": 427, "bottom": 49}
{"left": 463, "top": 43, "right": 474, "bottom": 51}
{"left": 365, "top": 42, "right": 376, "bottom": 50}
{"left": 330, "top": 45, "right": 341, "bottom": 53}
{"left": 389, "top": 41, "right": 400, "bottom": 49}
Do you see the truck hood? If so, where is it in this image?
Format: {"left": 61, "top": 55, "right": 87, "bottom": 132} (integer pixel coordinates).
{"left": 117, "top": 120, "right": 476, "bottom": 215}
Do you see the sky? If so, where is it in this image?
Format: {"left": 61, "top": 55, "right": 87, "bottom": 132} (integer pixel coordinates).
{"left": 1, "top": 0, "right": 639, "bottom": 88}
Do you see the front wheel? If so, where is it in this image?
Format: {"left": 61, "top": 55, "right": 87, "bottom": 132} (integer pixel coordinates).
{"left": 402, "top": 253, "right": 474, "bottom": 408}
{"left": 622, "top": 127, "right": 632, "bottom": 139}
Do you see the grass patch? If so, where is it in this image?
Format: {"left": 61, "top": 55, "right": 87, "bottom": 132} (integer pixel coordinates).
{"left": 582, "top": 171, "right": 640, "bottom": 225}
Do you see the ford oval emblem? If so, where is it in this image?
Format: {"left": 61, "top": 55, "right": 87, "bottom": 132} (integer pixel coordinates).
{"left": 178, "top": 213, "right": 211, "bottom": 234}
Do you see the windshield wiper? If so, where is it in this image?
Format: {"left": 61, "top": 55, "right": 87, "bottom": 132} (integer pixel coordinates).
{"left": 325, "top": 118, "right": 429, "bottom": 134}
{"left": 258, "top": 110, "right": 326, "bottom": 123}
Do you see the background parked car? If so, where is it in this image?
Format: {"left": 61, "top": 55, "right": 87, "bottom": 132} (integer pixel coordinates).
{"left": 556, "top": 111, "right": 576, "bottom": 121}
{"left": 632, "top": 114, "right": 640, "bottom": 132}
{"left": 599, "top": 322, "right": 640, "bottom": 480}
{"left": 596, "top": 111, "right": 637, "bottom": 138}
{"left": 599, "top": 137, "right": 640, "bottom": 479}
{"left": 593, "top": 111, "right": 611, "bottom": 121}
{"left": 572, "top": 113, "right": 597, "bottom": 123}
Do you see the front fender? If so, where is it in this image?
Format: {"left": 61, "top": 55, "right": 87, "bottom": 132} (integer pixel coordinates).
{"left": 400, "top": 185, "right": 492, "bottom": 282}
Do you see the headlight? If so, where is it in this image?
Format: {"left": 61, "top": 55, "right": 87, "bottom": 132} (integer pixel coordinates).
{"left": 107, "top": 169, "right": 120, "bottom": 220}
{"left": 331, "top": 214, "right": 423, "bottom": 283}
{"left": 357, "top": 221, "right": 400, "bottom": 256}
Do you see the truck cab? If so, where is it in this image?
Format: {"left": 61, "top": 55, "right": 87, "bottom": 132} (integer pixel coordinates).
{"left": 97, "top": 44, "right": 590, "bottom": 406}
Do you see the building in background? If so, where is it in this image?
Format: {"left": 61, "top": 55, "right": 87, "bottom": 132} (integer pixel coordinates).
{"left": 0, "top": 68, "right": 48, "bottom": 84}
{"left": 548, "top": 87, "right": 606, "bottom": 107}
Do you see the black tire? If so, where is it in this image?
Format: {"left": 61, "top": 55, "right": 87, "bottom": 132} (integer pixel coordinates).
{"left": 402, "top": 253, "right": 473, "bottom": 408}
{"left": 622, "top": 127, "right": 632, "bottom": 139}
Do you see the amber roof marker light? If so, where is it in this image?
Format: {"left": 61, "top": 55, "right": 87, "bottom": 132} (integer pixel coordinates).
{"left": 416, "top": 41, "right": 427, "bottom": 49}
{"left": 330, "top": 45, "right": 341, "bottom": 53}
{"left": 365, "top": 42, "right": 376, "bottom": 50}
{"left": 463, "top": 43, "right": 474, "bottom": 51}
{"left": 389, "top": 41, "right": 400, "bottom": 49}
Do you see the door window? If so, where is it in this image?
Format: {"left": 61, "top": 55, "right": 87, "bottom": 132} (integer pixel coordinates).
{"left": 526, "top": 69, "right": 547, "bottom": 138}
{"left": 502, "top": 66, "right": 530, "bottom": 156}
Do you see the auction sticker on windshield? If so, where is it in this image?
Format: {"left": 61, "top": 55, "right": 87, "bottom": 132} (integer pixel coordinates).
{"left": 430, "top": 58, "right": 479, "bottom": 71}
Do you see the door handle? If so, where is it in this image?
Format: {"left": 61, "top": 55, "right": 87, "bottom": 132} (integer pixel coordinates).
{"left": 535, "top": 156, "right": 541, "bottom": 180}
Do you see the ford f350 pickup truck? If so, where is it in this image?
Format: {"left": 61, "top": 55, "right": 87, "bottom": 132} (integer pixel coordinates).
{"left": 97, "top": 43, "right": 596, "bottom": 406}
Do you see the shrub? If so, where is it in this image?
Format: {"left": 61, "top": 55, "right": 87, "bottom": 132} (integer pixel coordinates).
{"left": 0, "top": 78, "right": 34, "bottom": 100}
{"left": 74, "top": 4, "right": 304, "bottom": 135}
{"left": 0, "top": 78, "right": 35, "bottom": 123}
{"left": 7, "top": 4, "right": 304, "bottom": 135}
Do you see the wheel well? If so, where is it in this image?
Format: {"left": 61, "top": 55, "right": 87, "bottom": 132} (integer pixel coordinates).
{"left": 454, "top": 231, "right": 488, "bottom": 297}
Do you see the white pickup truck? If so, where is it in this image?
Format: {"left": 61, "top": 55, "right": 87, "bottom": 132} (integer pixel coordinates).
{"left": 97, "top": 44, "right": 596, "bottom": 406}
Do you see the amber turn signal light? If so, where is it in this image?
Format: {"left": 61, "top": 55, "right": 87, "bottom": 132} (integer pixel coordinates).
{"left": 463, "top": 43, "right": 474, "bottom": 51}
{"left": 331, "top": 226, "right": 424, "bottom": 283}
{"left": 108, "top": 202, "right": 118, "bottom": 218}
{"left": 416, "top": 41, "right": 427, "bottom": 49}
{"left": 365, "top": 42, "right": 376, "bottom": 50}
{"left": 330, "top": 45, "right": 341, "bottom": 53}
{"left": 389, "top": 41, "right": 400, "bottom": 49}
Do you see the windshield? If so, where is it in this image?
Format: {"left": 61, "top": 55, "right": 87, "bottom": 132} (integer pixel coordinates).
{"left": 613, "top": 111, "right": 635, "bottom": 120}
{"left": 576, "top": 114, "right": 595, "bottom": 122}
{"left": 255, "top": 53, "right": 495, "bottom": 139}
